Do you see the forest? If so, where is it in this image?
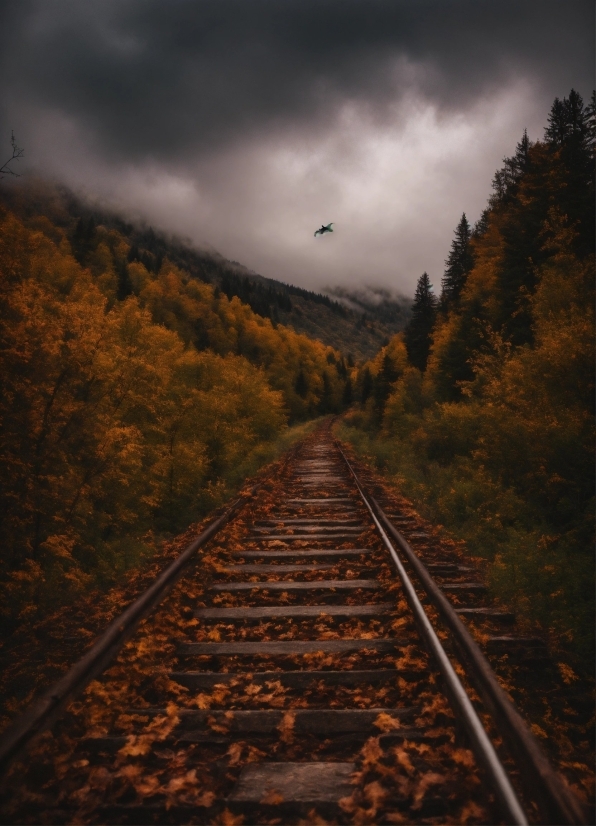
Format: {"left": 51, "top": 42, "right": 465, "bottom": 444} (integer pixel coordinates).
{"left": 0, "top": 188, "right": 354, "bottom": 632}
{"left": 340, "top": 90, "right": 595, "bottom": 668}
{"left": 0, "top": 89, "right": 593, "bottom": 674}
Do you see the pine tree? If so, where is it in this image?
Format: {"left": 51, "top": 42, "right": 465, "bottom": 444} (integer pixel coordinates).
{"left": 373, "top": 353, "right": 400, "bottom": 416}
{"left": 545, "top": 89, "right": 591, "bottom": 149}
{"left": 491, "top": 130, "right": 532, "bottom": 202}
{"left": 404, "top": 273, "right": 437, "bottom": 371}
{"left": 294, "top": 369, "right": 308, "bottom": 398}
{"left": 360, "top": 367, "right": 372, "bottom": 403}
{"left": 544, "top": 89, "right": 595, "bottom": 257}
{"left": 342, "top": 376, "right": 353, "bottom": 407}
{"left": 318, "top": 371, "right": 332, "bottom": 413}
{"left": 71, "top": 216, "right": 96, "bottom": 266}
{"left": 440, "top": 213, "right": 473, "bottom": 310}
{"left": 116, "top": 259, "right": 133, "bottom": 300}
{"left": 586, "top": 90, "right": 596, "bottom": 151}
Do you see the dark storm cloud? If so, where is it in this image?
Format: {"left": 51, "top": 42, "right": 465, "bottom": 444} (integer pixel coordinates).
{"left": 1, "top": 0, "right": 593, "bottom": 163}
{"left": 0, "top": 0, "right": 593, "bottom": 295}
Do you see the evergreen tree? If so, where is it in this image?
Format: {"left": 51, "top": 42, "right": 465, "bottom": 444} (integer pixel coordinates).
{"left": 440, "top": 213, "right": 473, "bottom": 310}
{"left": 545, "top": 89, "right": 590, "bottom": 149}
{"left": 586, "top": 90, "right": 596, "bottom": 150}
{"left": 342, "top": 376, "right": 353, "bottom": 407}
{"left": 295, "top": 369, "right": 308, "bottom": 398}
{"left": 318, "top": 371, "right": 333, "bottom": 413}
{"left": 404, "top": 273, "right": 437, "bottom": 371}
{"left": 71, "top": 216, "right": 96, "bottom": 266}
{"left": 373, "top": 353, "right": 399, "bottom": 416}
{"left": 116, "top": 259, "right": 133, "bottom": 300}
{"left": 491, "top": 130, "right": 532, "bottom": 203}
{"left": 360, "top": 367, "right": 372, "bottom": 404}
{"left": 544, "top": 89, "right": 594, "bottom": 257}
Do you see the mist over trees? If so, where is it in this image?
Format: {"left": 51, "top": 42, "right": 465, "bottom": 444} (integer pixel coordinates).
{"left": 0, "top": 88, "right": 593, "bottom": 667}
{"left": 344, "top": 89, "right": 595, "bottom": 665}
{"left": 0, "top": 189, "right": 358, "bottom": 629}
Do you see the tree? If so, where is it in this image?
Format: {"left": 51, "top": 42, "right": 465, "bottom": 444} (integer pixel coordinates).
{"left": 342, "top": 376, "right": 353, "bottom": 406}
{"left": 116, "top": 259, "right": 133, "bottom": 300}
{"left": 294, "top": 369, "right": 308, "bottom": 398}
{"left": 0, "top": 132, "right": 23, "bottom": 179}
{"left": 440, "top": 213, "right": 473, "bottom": 310}
{"left": 404, "top": 273, "right": 437, "bottom": 371}
{"left": 373, "top": 352, "right": 400, "bottom": 416}
{"left": 360, "top": 367, "right": 372, "bottom": 404}
{"left": 491, "top": 130, "right": 532, "bottom": 202}
{"left": 544, "top": 89, "right": 594, "bottom": 257}
{"left": 545, "top": 89, "right": 590, "bottom": 149}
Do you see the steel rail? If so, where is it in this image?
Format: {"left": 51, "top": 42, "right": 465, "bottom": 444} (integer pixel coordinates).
{"left": 370, "top": 494, "right": 587, "bottom": 826}
{"left": 0, "top": 485, "right": 261, "bottom": 776}
{"left": 336, "top": 442, "right": 528, "bottom": 825}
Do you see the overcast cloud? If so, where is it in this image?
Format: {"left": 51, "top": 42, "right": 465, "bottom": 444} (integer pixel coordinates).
{"left": 0, "top": 0, "right": 593, "bottom": 294}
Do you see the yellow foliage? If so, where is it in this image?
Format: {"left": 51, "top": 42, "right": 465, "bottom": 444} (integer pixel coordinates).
{"left": 0, "top": 205, "right": 336, "bottom": 625}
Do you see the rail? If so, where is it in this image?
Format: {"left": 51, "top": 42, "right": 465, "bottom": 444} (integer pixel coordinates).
{"left": 0, "top": 431, "right": 587, "bottom": 825}
{"left": 0, "top": 486, "right": 259, "bottom": 775}
{"left": 336, "top": 440, "right": 586, "bottom": 826}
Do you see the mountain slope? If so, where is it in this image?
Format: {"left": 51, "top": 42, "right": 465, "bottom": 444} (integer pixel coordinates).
{"left": 1, "top": 178, "right": 410, "bottom": 361}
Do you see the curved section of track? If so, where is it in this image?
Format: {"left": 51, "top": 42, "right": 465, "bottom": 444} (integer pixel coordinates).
{"left": 0, "top": 429, "right": 586, "bottom": 825}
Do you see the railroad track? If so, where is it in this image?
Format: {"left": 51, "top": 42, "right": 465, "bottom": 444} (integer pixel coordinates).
{"left": 0, "top": 429, "right": 587, "bottom": 824}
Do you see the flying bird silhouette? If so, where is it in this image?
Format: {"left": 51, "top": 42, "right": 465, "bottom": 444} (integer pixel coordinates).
{"left": 314, "top": 222, "right": 334, "bottom": 237}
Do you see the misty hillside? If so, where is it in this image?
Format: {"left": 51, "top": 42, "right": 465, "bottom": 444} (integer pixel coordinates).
{"left": 0, "top": 179, "right": 410, "bottom": 361}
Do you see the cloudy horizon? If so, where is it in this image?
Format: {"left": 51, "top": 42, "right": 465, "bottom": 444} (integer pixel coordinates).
{"left": 1, "top": 0, "right": 593, "bottom": 296}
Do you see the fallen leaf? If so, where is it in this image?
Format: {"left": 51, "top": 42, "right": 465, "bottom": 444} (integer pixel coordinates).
{"left": 457, "top": 800, "right": 486, "bottom": 823}
{"left": 227, "top": 743, "right": 243, "bottom": 765}
{"left": 214, "top": 808, "right": 245, "bottom": 825}
{"left": 363, "top": 780, "right": 388, "bottom": 808}
{"left": 196, "top": 790, "right": 216, "bottom": 806}
{"left": 260, "top": 789, "right": 285, "bottom": 805}
{"left": 117, "top": 734, "right": 153, "bottom": 757}
{"left": 278, "top": 710, "right": 295, "bottom": 743}
{"left": 374, "top": 712, "right": 401, "bottom": 732}
{"left": 411, "top": 772, "right": 446, "bottom": 808}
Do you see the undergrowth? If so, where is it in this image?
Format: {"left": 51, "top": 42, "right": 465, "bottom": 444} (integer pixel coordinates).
{"left": 335, "top": 416, "right": 594, "bottom": 673}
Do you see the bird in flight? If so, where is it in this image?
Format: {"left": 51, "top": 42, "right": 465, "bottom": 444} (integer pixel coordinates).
{"left": 314, "top": 222, "right": 334, "bottom": 237}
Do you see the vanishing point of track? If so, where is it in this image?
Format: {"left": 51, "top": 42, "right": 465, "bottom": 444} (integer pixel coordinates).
{"left": 0, "top": 428, "right": 587, "bottom": 824}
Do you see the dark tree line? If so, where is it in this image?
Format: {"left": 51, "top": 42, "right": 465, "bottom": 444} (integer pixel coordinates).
{"left": 399, "top": 88, "right": 595, "bottom": 399}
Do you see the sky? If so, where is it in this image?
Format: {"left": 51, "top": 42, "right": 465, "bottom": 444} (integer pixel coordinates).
{"left": 0, "top": 0, "right": 593, "bottom": 297}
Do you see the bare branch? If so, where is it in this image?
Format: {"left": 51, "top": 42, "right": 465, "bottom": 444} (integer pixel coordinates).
{"left": 0, "top": 131, "right": 24, "bottom": 178}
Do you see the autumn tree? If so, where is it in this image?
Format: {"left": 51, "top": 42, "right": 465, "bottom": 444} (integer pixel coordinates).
{"left": 343, "top": 90, "right": 595, "bottom": 662}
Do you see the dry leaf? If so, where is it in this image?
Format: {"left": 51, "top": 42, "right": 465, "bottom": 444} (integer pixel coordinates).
{"left": 451, "top": 748, "right": 476, "bottom": 769}
{"left": 558, "top": 663, "right": 579, "bottom": 684}
{"left": 196, "top": 790, "right": 216, "bottom": 806}
{"left": 363, "top": 780, "right": 388, "bottom": 808}
{"left": 214, "top": 808, "right": 245, "bottom": 825}
{"left": 360, "top": 736, "right": 384, "bottom": 767}
{"left": 117, "top": 734, "right": 153, "bottom": 757}
{"left": 458, "top": 800, "right": 486, "bottom": 823}
{"left": 260, "top": 789, "right": 285, "bottom": 805}
{"left": 391, "top": 746, "right": 415, "bottom": 775}
{"left": 412, "top": 771, "right": 446, "bottom": 808}
{"left": 299, "top": 809, "right": 330, "bottom": 824}
{"left": 227, "top": 742, "right": 243, "bottom": 765}
{"left": 278, "top": 710, "right": 295, "bottom": 743}
{"left": 374, "top": 712, "right": 401, "bottom": 732}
